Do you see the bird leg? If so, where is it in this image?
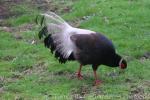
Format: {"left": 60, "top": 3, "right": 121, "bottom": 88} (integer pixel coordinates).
{"left": 76, "top": 64, "right": 83, "bottom": 80}
{"left": 92, "top": 65, "right": 102, "bottom": 85}
{"left": 93, "top": 70, "right": 102, "bottom": 86}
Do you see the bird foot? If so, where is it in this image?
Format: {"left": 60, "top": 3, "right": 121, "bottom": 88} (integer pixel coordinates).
{"left": 76, "top": 73, "right": 83, "bottom": 80}
{"left": 94, "top": 80, "right": 102, "bottom": 86}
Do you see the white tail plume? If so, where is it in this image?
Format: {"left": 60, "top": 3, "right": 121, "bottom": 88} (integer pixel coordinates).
{"left": 40, "top": 12, "right": 95, "bottom": 58}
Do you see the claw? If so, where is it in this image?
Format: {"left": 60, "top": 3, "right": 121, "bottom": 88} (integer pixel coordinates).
{"left": 94, "top": 80, "right": 102, "bottom": 86}
{"left": 76, "top": 73, "right": 83, "bottom": 80}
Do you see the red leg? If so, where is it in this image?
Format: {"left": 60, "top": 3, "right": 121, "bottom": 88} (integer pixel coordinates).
{"left": 93, "top": 70, "right": 102, "bottom": 86}
{"left": 76, "top": 64, "right": 83, "bottom": 80}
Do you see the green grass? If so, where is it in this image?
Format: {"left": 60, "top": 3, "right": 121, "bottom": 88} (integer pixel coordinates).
{"left": 0, "top": 0, "right": 150, "bottom": 100}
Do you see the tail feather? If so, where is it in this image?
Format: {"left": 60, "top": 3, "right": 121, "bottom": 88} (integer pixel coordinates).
{"left": 44, "top": 34, "right": 56, "bottom": 54}
{"left": 43, "top": 12, "right": 69, "bottom": 26}
{"left": 38, "top": 26, "right": 48, "bottom": 39}
{"left": 37, "top": 12, "right": 75, "bottom": 63}
{"left": 40, "top": 16, "right": 45, "bottom": 26}
{"left": 44, "top": 34, "right": 74, "bottom": 63}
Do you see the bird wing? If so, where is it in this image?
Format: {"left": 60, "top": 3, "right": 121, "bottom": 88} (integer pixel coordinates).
{"left": 70, "top": 33, "right": 102, "bottom": 65}
{"left": 70, "top": 34, "right": 98, "bottom": 51}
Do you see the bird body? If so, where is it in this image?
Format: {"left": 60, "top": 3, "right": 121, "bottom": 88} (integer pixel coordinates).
{"left": 37, "top": 12, "right": 127, "bottom": 85}
{"left": 69, "top": 32, "right": 122, "bottom": 71}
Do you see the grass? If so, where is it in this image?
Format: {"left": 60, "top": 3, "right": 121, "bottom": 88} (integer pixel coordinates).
{"left": 0, "top": 0, "right": 150, "bottom": 100}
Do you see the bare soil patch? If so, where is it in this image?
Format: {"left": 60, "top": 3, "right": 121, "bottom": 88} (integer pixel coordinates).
{"left": 71, "top": 85, "right": 104, "bottom": 100}
{"left": 129, "top": 86, "right": 145, "bottom": 100}
{"left": 141, "top": 52, "right": 150, "bottom": 59}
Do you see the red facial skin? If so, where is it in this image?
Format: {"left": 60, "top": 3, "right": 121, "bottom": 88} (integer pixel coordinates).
{"left": 120, "top": 63, "right": 126, "bottom": 69}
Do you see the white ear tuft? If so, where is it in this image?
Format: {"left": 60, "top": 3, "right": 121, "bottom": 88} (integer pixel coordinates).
{"left": 119, "top": 58, "right": 124, "bottom": 66}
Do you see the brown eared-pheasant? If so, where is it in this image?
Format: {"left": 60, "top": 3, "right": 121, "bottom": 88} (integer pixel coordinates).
{"left": 37, "top": 12, "right": 127, "bottom": 85}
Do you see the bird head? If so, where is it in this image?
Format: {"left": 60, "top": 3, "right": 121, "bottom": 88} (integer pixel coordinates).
{"left": 119, "top": 58, "right": 127, "bottom": 69}
{"left": 103, "top": 53, "right": 127, "bottom": 69}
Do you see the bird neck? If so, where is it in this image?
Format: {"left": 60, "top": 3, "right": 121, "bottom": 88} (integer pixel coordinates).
{"left": 105, "top": 53, "right": 122, "bottom": 67}
{"left": 114, "top": 54, "right": 122, "bottom": 66}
